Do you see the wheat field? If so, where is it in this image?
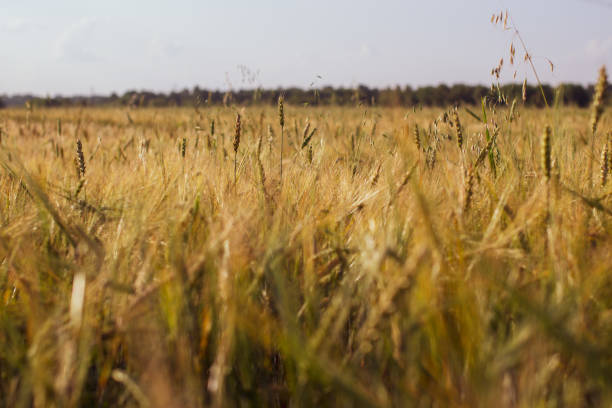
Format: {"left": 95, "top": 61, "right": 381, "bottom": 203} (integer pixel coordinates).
{"left": 0, "top": 87, "right": 611, "bottom": 407}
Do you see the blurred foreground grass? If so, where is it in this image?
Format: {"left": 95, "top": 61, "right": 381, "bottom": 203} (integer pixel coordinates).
{"left": 0, "top": 102, "right": 611, "bottom": 407}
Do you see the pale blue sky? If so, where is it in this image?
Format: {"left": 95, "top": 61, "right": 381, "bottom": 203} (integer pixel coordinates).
{"left": 0, "top": 0, "right": 610, "bottom": 95}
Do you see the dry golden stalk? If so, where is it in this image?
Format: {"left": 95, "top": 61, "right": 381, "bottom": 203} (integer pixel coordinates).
{"left": 522, "top": 79, "right": 527, "bottom": 103}
{"left": 301, "top": 127, "right": 316, "bottom": 149}
{"left": 181, "top": 137, "right": 186, "bottom": 158}
{"left": 602, "top": 144, "right": 609, "bottom": 187}
{"left": 370, "top": 163, "right": 382, "bottom": 187}
{"left": 209, "top": 119, "right": 215, "bottom": 150}
{"left": 302, "top": 121, "right": 311, "bottom": 142}
{"left": 608, "top": 132, "right": 612, "bottom": 175}
{"left": 587, "top": 67, "right": 608, "bottom": 189}
{"left": 256, "top": 130, "right": 268, "bottom": 198}
{"left": 256, "top": 133, "right": 264, "bottom": 180}
{"left": 267, "top": 124, "right": 274, "bottom": 156}
{"left": 74, "top": 178, "right": 85, "bottom": 198}
{"left": 590, "top": 66, "right": 608, "bottom": 135}
{"left": 474, "top": 132, "right": 496, "bottom": 170}
{"left": 387, "top": 164, "right": 418, "bottom": 207}
{"left": 233, "top": 113, "right": 241, "bottom": 185}
{"left": 541, "top": 125, "right": 552, "bottom": 181}
{"left": 73, "top": 158, "right": 81, "bottom": 180}
{"left": 464, "top": 167, "right": 475, "bottom": 212}
{"left": 278, "top": 96, "right": 285, "bottom": 188}
{"left": 508, "top": 99, "right": 518, "bottom": 122}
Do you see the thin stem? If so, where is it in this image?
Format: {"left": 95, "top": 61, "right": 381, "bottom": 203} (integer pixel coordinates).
{"left": 509, "top": 16, "right": 550, "bottom": 109}
{"left": 589, "top": 130, "right": 595, "bottom": 191}
{"left": 280, "top": 126, "right": 284, "bottom": 190}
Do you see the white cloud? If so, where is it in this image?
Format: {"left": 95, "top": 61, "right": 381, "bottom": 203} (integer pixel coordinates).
{"left": 0, "top": 17, "right": 44, "bottom": 32}
{"left": 356, "top": 43, "right": 379, "bottom": 59}
{"left": 55, "top": 17, "right": 99, "bottom": 62}
{"left": 585, "top": 37, "right": 612, "bottom": 59}
{"left": 360, "top": 43, "right": 372, "bottom": 57}
{"left": 148, "top": 37, "right": 183, "bottom": 59}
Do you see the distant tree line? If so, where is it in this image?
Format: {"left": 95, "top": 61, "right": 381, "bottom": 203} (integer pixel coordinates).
{"left": 1, "top": 83, "right": 608, "bottom": 109}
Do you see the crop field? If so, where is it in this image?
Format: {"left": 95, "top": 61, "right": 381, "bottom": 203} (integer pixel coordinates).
{"left": 0, "top": 79, "right": 611, "bottom": 406}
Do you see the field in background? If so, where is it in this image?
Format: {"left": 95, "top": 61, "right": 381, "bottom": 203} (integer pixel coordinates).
{"left": 0, "top": 101, "right": 611, "bottom": 407}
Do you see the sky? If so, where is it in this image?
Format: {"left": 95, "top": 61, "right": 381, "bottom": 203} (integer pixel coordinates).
{"left": 0, "top": 0, "right": 611, "bottom": 96}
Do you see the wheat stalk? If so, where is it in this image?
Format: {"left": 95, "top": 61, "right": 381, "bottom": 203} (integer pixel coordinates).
{"left": 75, "top": 139, "right": 85, "bottom": 179}
{"left": 278, "top": 96, "right": 285, "bottom": 190}
{"left": 602, "top": 144, "right": 609, "bottom": 187}
{"left": 588, "top": 66, "right": 608, "bottom": 189}
{"left": 233, "top": 113, "right": 241, "bottom": 186}
{"left": 542, "top": 125, "right": 552, "bottom": 181}
{"left": 464, "top": 166, "right": 475, "bottom": 213}
{"left": 413, "top": 124, "right": 421, "bottom": 150}
{"left": 590, "top": 66, "right": 608, "bottom": 135}
{"left": 256, "top": 129, "right": 268, "bottom": 200}
{"left": 453, "top": 109, "right": 463, "bottom": 150}
{"left": 210, "top": 118, "right": 216, "bottom": 150}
